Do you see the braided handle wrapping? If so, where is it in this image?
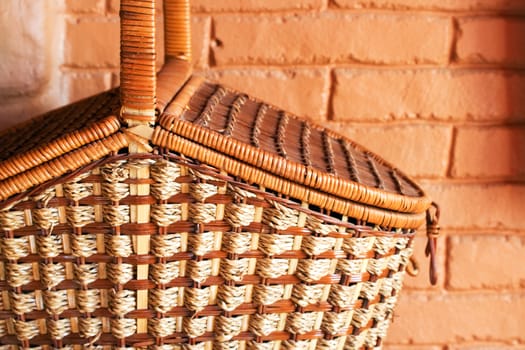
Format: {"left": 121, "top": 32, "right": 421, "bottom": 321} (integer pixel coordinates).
{"left": 120, "top": 0, "right": 191, "bottom": 123}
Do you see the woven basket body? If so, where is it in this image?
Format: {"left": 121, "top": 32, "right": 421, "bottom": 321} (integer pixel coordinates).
{"left": 0, "top": 153, "right": 415, "bottom": 350}
{"left": 0, "top": 1, "right": 438, "bottom": 349}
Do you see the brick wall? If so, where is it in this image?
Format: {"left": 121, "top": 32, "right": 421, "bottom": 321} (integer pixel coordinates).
{"left": 1, "top": 0, "right": 524, "bottom": 348}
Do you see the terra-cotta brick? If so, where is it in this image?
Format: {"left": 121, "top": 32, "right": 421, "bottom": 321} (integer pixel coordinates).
{"left": 387, "top": 292, "right": 525, "bottom": 344}
{"left": 63, "top": 72, "right": 112, "bottom": 103}
{"left": 191, "top": 16, "right": 211, "bottom": 69}
{"left": 64, "top": 19, "right": 120, "bottom": 68}
{"left": 383, "top": 346, "right": 443, "bottom": 350}
{"left": 451, "top": 126, "right": 525, "bottom": 179}
{"left": 205, "top": 67, "right": 330, "bottom": 121}
{"left": 448, "top": 235, "right": 525, "bottom": 290}
{"left": 333, "top": 0, "right": 525, "bottom": 12}
{"left": 330, "top": 123, "right": 452, "bottom": 178}
{"left": 0, "top": 1, "right": 48, "bottom": 97}
{"left": 448, "top": 345, "right": 525, "bottom": 350}
{"left": 108, "top": 0, "right": 119, "bottom": 13}
{"left": 192, "top": 0, "right": 325, "bottom": 12}
{"left": 212, "top": 12, "right": 451, "bottom": 65}
{"left": 65, "top": 0, "right": 106, "bottom": 13}
{"left": 421, "top": 182, "right": 525, "bottom": 230}
{"left": 332, "top": 69, "right": 525, "bottom": 122}
{"left": 457, "top": 17, "right": 525, "bottom": 67}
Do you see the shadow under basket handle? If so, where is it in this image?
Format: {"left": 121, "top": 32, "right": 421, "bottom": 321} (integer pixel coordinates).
{"left": 120, "top": 0, "right": 191, "bottom": 123}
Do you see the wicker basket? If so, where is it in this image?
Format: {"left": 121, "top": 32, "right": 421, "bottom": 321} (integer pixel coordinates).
{"left": 0, "top": 1, "right": 440, "bottom": 349}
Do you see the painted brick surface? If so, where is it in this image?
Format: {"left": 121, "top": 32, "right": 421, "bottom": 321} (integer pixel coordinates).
{"left": 332, "top": 69, "right": 525, "bottom": 122}
{"left": 64, "top": 19, "right": 120, "bottom": 68}
{"left": 108, "top": 0, "right": 119, "bottom": 13}
{"left": 448, "top": 235, "right": 525, "bottom": 290}
{"left": 65, "top": 0, "right": 106, "bottom": 13}
{"left": 332, "top": 123, "right": 453, "bottom": 178}
{"left": 422, "top": 182, "right": 525, "bottom": 230}
{"left": 192, "top": 0, "right": 326, "bottom": 12}
{"left": 387, "top": 292, "right": 525, "bottom": 344}
{"left": 457, "top": 17, "right": 525, "bottom": 67}
{"left": 212, "top": 13, "right": 451, "bottom": 65}
{"left": 1, "top": 0, "right": 524, "bottom": 348}
{"left": 0, "top": 1, "right": 48, "bottom": 96}
{"left": 191, "top": 15, "right": 211, "bottom": 69}
{"left": 449, "top": 345, "right": 525, "bottom": 350}
{"left": 383, "top": 346, "right": 443, "bottom": 350}
{"left": 333, "top": 0, "right": 525, "bottom": 12}
{"left": 207, "top": 67, "right": 330, "bottom": 120}
{"left": 62, "top": 72, "right": 113, "bottom": 103}
{"left": 451, "top": 126, "right": 525, "bottom": 179}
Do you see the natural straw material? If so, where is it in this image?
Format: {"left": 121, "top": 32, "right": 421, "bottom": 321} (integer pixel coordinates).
{"left": 0, "top": 0, "right": 439, "bottom": 349}
{"left": 0, "top": 154, "right": 416, "bottom": 349}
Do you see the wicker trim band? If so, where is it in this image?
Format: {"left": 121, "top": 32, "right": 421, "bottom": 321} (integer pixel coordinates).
{"left": 0, "top": 133, "right": 129, "bottom": 203}
{"left": 0, "top": 116, "right": 120, "bottom": 181}
{"left": 165, "top": 0, "right": 192, "bottom": 60}
{"left": 120, "top": 0, "right": 157, "bottom": 122}
{"left": 157, "top": 77, "right": 430, "bottom": 216}
{"left": 153, "top": 129, "right": 426, "bottom": 229}
{"left": 120, "top": 0, "right": 191, "bottom": 123}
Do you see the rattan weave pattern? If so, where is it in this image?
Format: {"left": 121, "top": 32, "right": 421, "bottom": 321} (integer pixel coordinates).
{"left": 175, "top": 81, "right": 421, "bottom": 197}
{"left": 0, "top": 90, "right": 120, "bottom": 165}
{"left": 0, "top": 0, "right": 439, "bottom": 348}
{"left": 0, "top": 154, "right": 414, "bottom": 349}
{"left": 157, "top": 77, "right": 429, "bottom": 215}
{"left": 152, "top": 128, "right": 426, "bottom": 229}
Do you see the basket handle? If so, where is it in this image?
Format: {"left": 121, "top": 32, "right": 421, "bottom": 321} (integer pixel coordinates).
{"left": 120, "top": 0, "right": 191, "bottom": 124}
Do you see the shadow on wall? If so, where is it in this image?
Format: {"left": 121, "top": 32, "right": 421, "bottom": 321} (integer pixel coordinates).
{"left": 0, "top": 0, "right": 63, "bottom": 131}
{"left": 503, "top": 16, "right": 525, "bottom": 181}
{"left": 452, "top": 15, "right": 525, "bottom": 181}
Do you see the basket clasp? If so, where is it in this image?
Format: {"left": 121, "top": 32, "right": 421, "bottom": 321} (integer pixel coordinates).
{"left": 425, "top": 202, "right": 441, "bottom": 285}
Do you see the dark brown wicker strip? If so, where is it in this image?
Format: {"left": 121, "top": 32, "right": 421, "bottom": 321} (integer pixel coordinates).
{"left": 390, "top": 169, "right": 405, "bottom": 195}
{"left": 193, "top": 86, "right": 227, "bottom": 128}
{"left": 251, "top": 103, "right": 268, "bottom": 148}
{"left": 300, "top": 121, "right": 312, "bottom": 167}
{"left": 340, "top": 138, "right": 361, "bottom": 183}
{"left": 224, "top": 94, "right": 247, "bottom": 136}
{"left": 323, "top": 129, "right": 337, "bottom": 176}
{"left": 365, "top": 151, "right": 386, "bottom": 190}
{"left": 276, "top": 111, "right": 289, "bottom": 159}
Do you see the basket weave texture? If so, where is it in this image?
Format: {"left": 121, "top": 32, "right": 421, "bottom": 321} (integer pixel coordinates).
{"left": 0, "top": 0, "right": 438, "bottom": 349}
{"left": 0, "top": 154, "right": 415, "bottom": 349}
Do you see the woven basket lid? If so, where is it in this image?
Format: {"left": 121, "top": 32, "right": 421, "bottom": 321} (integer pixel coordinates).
{"left": 0, "top": 0, "right": 432, "bottom": 230}
{"left": 0, "top": 62, "right": 429, "bottom": 229}
{"left": 154, "top": 73, "right": 431, "bottom": 216}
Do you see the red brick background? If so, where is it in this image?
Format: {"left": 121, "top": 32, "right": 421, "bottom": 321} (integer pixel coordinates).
{"left": 1, "top": 0, "right": 524, "bottom": 348}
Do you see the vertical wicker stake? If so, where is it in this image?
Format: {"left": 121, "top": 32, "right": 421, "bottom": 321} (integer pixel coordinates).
{"left": 119, "top": 0, "right": 192, "bottom": 341}
{"left": 120, "top": 0, "right": 156, "bottom": 340}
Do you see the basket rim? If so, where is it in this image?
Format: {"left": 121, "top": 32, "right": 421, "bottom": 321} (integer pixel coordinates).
{"left": 156, "top": 75, "right": 431, "bottom": 217}
{"left": 0, "top": 61, "right": 430, "bottom": 227}
{"left": 0, "top": 151, "right": 425, "bottom": 230}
